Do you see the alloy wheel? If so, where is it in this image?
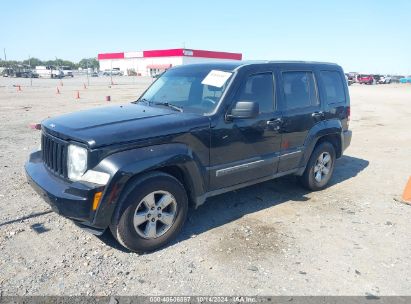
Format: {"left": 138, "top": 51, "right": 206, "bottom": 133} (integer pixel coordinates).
{"left": 133, "top": 191, "right": 177, "bottom": 239}
{"left": 314, "top": 152, "right": 332, "bottom": 182}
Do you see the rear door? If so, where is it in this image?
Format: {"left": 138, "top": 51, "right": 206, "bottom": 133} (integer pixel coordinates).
{"left": 277, "top": 68, "right": 323, "bottom": 173}
{"left": 318, "top": 69, "right": 350, "bottom": 131}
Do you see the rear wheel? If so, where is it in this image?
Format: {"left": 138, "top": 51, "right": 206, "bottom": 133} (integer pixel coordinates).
{"left": 110, "top": 172, "right": 188, "bottom": 253}
{"left": 299, "top": 142, "right": 336, "bottom": 191}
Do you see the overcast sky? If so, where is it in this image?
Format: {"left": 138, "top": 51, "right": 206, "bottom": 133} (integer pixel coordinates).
{"left": 1, "top": 0, "right": 410, "bottom": 74}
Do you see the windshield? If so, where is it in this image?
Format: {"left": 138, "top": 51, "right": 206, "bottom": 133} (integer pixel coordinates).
{"left": 138, "top": 67, "right": 233, "bottom": 114}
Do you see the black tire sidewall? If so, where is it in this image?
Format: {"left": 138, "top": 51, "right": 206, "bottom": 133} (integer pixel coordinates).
{"left": 303, "top": 142, "right": 336, "bottom": 191}
{"left": 112, "top": 173, "right": 188, "bottom": 253}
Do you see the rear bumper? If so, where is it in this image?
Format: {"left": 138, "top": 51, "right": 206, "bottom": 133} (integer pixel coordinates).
{"left": 342, "top": 130, "right": 352, "bottom": 152}
{"left": 25, "top": 150, "right": 105, "bottom": 233}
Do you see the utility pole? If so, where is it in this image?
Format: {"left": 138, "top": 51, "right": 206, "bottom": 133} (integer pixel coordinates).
{"left": 55, "top": 56, "right": 59, "bottom": 79}
{"left": 86, "top": 59, "right": 89, "bottom": 86}
{"left": 29, "top": 55, "right": 32, "bottom": 87}
{"left": 110, "top": 60, "right": 113, "bottom": 85}
{"left": 3, "top": 48, "right": 7, "bottom": 71}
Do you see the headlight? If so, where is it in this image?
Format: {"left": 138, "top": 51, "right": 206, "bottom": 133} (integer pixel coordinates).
{"left": 67, "top": 144, "right": 88, "bottom": 181}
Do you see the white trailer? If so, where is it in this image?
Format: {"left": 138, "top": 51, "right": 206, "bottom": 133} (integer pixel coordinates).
{"left": 35, "top": 66, "right": 64, "bottom": 78}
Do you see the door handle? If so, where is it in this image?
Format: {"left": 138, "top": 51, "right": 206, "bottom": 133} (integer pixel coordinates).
{"left": 266, "top": 118, "right": 282, "bottom": 131}
{"left": 312, "top": 111, "right": 325, "bottom": 120}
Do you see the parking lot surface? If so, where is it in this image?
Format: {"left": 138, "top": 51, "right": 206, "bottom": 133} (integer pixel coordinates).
{"left": 0, "top": 77, "right": 410, "bottom": 295}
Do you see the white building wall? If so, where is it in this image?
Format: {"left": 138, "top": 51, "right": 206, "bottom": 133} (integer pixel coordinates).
{"left": 99, "top": 55, "right": 240, "bottom": 76}
{"left": 182, "top": 57, "right": 240, "bottom": 65}
{"left": 99, "top": 59, "right": 130, "bottom": 73}
{"left": 99, "top": 57, "right": 184, "bottom": 76}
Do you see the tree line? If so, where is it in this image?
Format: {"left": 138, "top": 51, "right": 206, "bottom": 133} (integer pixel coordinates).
{"left": 0, "top": 57, "right": 99, "bottom": 70}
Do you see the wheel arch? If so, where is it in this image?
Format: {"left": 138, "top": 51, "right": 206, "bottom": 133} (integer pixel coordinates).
{"left": 316, "top": 133, "right": 342, "bottom": 158}
{"left": 296, "top": 120, "right": 344, "bottom": 175}
{"left": 91, "top": 143, "right": 206, "bottom": 229}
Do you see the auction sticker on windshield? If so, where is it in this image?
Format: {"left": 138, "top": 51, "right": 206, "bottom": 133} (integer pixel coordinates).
{"left": 201, "top": 70, "right": 232, "bottom": 88}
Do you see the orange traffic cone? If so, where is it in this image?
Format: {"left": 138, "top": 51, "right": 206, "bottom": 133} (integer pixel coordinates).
{"left": 56, "top": 87, "right": 60, "bottom": 94}
{"left": 17, "top": 85, "right": 22, "bottom": 92}
{"left": 28, "top": 123, "right": 41, "bottom": 130}
{"left": 75, "top": 91, "right": 80, "bottom": 99}
{"left": 401, "top": 177, "right": 411, "bottom": 205}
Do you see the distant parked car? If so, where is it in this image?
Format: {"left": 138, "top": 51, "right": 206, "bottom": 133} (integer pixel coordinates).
{"left": 378, "top": 75, "right": 391, "bottom": 84}
{"left": 1, "top": 66, "right": 37, "bottom": 78}
{"left": 29, "top": 71, "right": 39, "bottom": 78}
{"left": 345, "top": 74, "right": 353, "bottom": 86}
{"left": 61, "top": 66, "right": 74, "bottom": 77}
{"left": 1, "top": 68, "right": 15, "bottom": 77}
{"left": 103, "top": 68, "right": 123, "bottom": 76}
{"left": 90, "top": 71, "right": 99, "bottom": 77}
{"left": 20, "top": 71, "right": 39, "bottom": 78}
{"left": 357, "top": 74, "right": 374, "bottom": 85}
{"left": 399, "top": 76, "right": 411, "bottom": 83}
{"left": 373, "top": 75, "right": 384, "bottom": 84}
{"left": 391, "top": 76, "right": 404, "bottom": 83}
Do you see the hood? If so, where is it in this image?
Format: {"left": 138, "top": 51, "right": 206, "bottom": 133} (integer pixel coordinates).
{"left": 42, "top": 103, "right": 210, "bottom": 148}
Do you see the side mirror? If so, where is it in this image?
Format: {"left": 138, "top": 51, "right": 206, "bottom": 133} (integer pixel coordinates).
{"left": 227, "top": 101, "right": 259, "bottom": 120}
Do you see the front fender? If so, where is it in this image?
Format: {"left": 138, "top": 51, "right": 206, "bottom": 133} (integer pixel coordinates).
{"left": 90, "top": 143, "right": 206, "bottom": 229}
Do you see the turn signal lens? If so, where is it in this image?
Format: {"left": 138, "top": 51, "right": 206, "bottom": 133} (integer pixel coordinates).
{"left": 92, "top": 191, "right": 102, "bottom": 211}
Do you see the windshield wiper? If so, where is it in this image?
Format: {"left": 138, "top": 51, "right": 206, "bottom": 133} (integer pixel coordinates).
{"left": 135, "top": 97, "right": 149, "bottom": 104}
{"left": 152, "top": 102, "right": 183, "bottom": 112}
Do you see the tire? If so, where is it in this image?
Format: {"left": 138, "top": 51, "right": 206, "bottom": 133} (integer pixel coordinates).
{"left": 299, "top": 141, "right": 336, "bottom": 191}
{"left": 109, "top": 171, "right": 188, "bottom": 253}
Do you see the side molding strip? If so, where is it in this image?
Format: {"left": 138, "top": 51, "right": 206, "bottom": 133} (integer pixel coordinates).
{"left": 280, "top": 150, "right": 302, "bottom": 158}
{"left": 215, "top": 160, "right": 265, "bottom": 177}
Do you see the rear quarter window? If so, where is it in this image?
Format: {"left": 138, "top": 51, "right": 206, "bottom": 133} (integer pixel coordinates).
{"left": 320, "top": 71, "right": 346, "bottom": 104}
{"left": 282, "top": 71, "right": 318, "bottom": 110}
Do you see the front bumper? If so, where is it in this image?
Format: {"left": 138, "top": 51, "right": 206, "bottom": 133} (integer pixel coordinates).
{"left": 25, "top": 150, "right": 105, "bottom": 233}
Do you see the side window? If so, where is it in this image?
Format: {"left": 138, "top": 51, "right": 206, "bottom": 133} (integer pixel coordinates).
{"left": 320, "top": 71, "right": 346, "bottom": 104}
{"left": 282, "top": 71, "right": 318, "bottom": 110}
{"left": 235, "top": 73, "right": 274, "bottom": 113}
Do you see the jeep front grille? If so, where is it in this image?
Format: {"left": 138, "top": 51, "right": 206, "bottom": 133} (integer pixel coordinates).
{"left": 41, "top": 133, "right": 67, "bottom": 177}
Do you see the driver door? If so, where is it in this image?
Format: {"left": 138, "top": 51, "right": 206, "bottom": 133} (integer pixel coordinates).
{"left": 209, "top": 71, "right": 283, "bottom": 190}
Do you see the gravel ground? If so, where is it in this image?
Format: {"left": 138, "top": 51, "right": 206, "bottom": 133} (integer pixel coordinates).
{"left": 0, "top": 76, "right": 410, "bottom": 296}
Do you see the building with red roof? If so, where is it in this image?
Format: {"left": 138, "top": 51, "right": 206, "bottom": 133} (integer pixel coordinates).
{"left": 98, "top": 48, "right": 242, "bottom": 76}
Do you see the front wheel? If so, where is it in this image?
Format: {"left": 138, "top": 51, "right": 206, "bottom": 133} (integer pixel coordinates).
{"left": 110, "top": 172, "right": 188, "bottom": 253}
{"left": 299, "top": 142, "right": 336, "bottom": 191}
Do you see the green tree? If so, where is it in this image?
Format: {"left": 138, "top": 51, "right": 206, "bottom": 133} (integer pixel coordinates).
{"left": 78, "top": 58, "right": 99, "bottom": 70}
{"left": 22, "top": 57, "right": 44, "bottom": 68}
{"left": 0, "top": 60, "right": 20, "bottom": 68}
{"left": 0, "top": 57, "right": 98, "bottom": 70}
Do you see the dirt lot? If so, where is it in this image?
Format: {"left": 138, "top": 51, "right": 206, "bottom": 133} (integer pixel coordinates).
{"left": 0, "top": 76, "right": 410, "bottom": 296}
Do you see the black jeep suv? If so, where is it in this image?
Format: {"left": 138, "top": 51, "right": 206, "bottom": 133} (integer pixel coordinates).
{"left": 25, "top": 62, "right": 352, "bottom": 252}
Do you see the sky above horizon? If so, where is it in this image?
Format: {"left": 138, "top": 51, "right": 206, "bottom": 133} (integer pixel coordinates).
{"left": 1, "top": 0, "right": 410, "bottom": 75}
